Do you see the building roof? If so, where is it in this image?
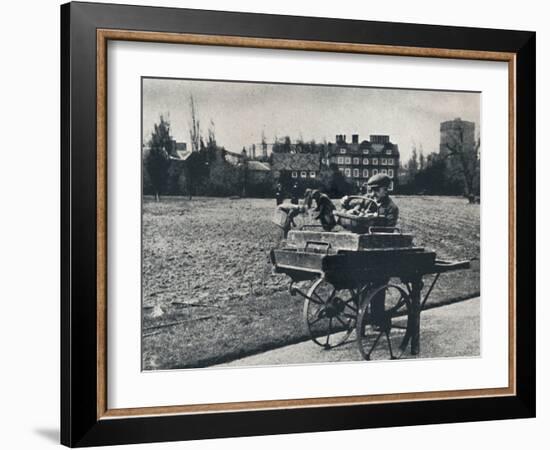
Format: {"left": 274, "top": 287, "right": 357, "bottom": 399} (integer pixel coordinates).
{"left": 271, "top": 153, "right": 320, "bottom": 172}
{"left": 224, "top": 150, "right": 245, "bottom": 159}
{"left": 247, "top": 161, "right": 271, "bottom": 171}
{"left": 329, "top": 141, "right": 399, "bottom": 157}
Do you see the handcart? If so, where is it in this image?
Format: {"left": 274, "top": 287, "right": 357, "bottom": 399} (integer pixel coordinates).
{"left": 270, "top": 219, "right": 470, "bottom": 361}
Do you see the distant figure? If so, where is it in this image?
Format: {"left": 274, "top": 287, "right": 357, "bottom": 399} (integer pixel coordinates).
{"left": 280, "top": 205, "right": 302, "bottom": 238}
{"left": 303, "top": 188, "right": 314, "bottom": 208}
{"left": 290, "top": 182, "right": 299, "bottom": 205}
{"left": 312, "top": 190, "right": 337, "bottom": 231}
{"left": 275, "top": 182, "right": 284, "bottom": 206}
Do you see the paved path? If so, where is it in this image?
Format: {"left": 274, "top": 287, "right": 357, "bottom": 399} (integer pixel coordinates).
{"left": 218, "top": 297, "right": 480, "bottom": 367}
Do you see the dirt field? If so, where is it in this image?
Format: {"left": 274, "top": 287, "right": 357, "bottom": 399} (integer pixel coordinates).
{"left": 142, "top": 196, "right": 480, "bottom": 370}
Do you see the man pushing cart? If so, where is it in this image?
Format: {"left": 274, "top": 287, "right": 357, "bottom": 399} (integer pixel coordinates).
{"left": 270, "top": 173, "right": 470, "bottom": 360}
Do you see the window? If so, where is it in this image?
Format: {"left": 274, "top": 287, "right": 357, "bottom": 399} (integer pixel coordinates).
{"left": 381, "top": 158, "right": 387, "bottom": 165}
{"left": 363, "top": 158, "right": 369, "bottom": 165}
{"left": 381, "top": 169, "right": 387, "bottom": 175}
{"left": 291, "top": 171, "right": 298, "bottom": 178}
{"left": 388, "top": 169, "right": 394, "bottom": 178}
{"left": 386, "top": 149, "right": 392, "bottom": 155}
{"left": 300, "top": 171, "right": 307, "bottom": 178}
{"left": 372, "top": 158, "right": 378, "bottom": 165}
{"left": 340, "top": 148, "right": 347, "bottom": 154}
{"left": 353, "top": 157, "right": 360, "bottom": 165}
{"left": 353, "top": 168, "right": 359, "bottom": 178}
{"left": 337, "top": 156, "right": 344, "bottom": 164}
{"left": 345, "top": 157, "right": 351, "bottom": 164}
{"left": 373, "top": 169, "right": 378, "bottom": 175}
{"left": 344, "top": 168, "right": 351, "bottom": 177}
{"left": 339, "top": 168, "right": 345, "bottom": 174}
{"left": 388, "top": 158, "right": 394, "bottom": 165}
{"left": 363, "top": 169, "right": 369, "bottom": 178}
{"left": 310, "top": 171, "right": 316, "bottom": 178}
{"left": 362, "top": 149, "right": 369, "bottom": 154}
{"left": 389, "top": 181, "right": 394, "bottom": 191}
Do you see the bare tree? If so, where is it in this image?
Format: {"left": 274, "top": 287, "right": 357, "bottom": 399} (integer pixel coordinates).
{"left": 261, "top": 130, "right": 268, "bottom": 160}
{"left": 408, "top": 145, "right": 419, "bottom": 176}
{"left": 419, "top": 144, "right": 426, "bottom": 170}
{"left": 444, "top": 123, "right": 480, "bottom": 202}
{"left": 145, "top": 115, "right": 172, "bottom": 202}
{"left": 188, "top": 94, "right": 201, "bottom": 152}
{"left": 207, "top": 119, "right": 216, "bottom": 147}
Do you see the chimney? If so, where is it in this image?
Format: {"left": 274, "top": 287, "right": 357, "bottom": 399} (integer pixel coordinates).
{"left": 352, "top": 134, "right": 359, "bottom": 144}
{"left": 370, "top": 135, "right": 390, "bottom": 144}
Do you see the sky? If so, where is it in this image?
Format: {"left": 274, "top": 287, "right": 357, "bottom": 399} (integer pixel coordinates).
{"left": 142, "top": 77, "right": 480, "bottom": 161}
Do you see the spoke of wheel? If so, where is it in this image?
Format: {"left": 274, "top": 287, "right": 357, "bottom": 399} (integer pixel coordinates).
{"left": 309, "top": 315, "right": 324, "bottom": 326}
{"left": 345, "top": 302, "right": 358, "bottom": 313}
{"left": 335, "top": 315, "right": 350, "bottom": 328}
{"left": 308, "top": 294, "right": 324, "bottom": 305}
{"left": 308, "top": 305, "right": 323, "bottom": 319}
{"left": 392, "top": 297, "right": 407, "bottom": 313}
{"left": 367, "top": 331, "right": 384, "bottom": 358}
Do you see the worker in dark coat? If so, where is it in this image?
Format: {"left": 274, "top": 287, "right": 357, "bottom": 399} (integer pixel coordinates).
{"left": 366, "top": 173, "right": 399, "bottom": 328}
{"left": 367, "top": 174, "right": 399, "bottom": 227}
{"left": 290, "top": 182, "right": 299, "bottom": 205}
{"left": 275, "top": 182, "right": 284, "bottom": 206}
{"left": 311, "top": 190, "right": 337, "bottom": 231}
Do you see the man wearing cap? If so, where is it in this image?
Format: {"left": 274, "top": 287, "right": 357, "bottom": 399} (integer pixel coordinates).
{"left": 366, "top": 173, "right": 399, "bottom": 227}
{"left": 366, "top": 173, "right": 399, "bottom": 328}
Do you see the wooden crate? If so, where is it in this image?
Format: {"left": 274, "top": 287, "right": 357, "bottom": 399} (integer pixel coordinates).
{"left": 287, "top": 230, "right": 414, "bottom": 251}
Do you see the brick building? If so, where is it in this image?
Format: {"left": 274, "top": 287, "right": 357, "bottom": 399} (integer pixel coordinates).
{"left": 327, "top": 134, "right": 400, "bottom": 191}
{"left": 271, "top": 153, "right": 321, "bottom": 180}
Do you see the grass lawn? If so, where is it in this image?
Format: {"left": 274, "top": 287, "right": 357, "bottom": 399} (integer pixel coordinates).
{"left": 142, "top": 195, "right": 480, "bottom": 370}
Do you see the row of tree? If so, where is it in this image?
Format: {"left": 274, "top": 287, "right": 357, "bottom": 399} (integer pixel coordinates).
{"left": 143, "top": 101, "right": 277, "bottom": 199}
{"left": 144, "top": 98, "right": 480, "bottom": 200}
{"left": 143, "top": 117, "right": 357, "bottom": 199}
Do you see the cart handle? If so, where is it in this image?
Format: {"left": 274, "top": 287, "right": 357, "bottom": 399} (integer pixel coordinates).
{"left": 304, "top": 241, "right": 332, "bottom": 254}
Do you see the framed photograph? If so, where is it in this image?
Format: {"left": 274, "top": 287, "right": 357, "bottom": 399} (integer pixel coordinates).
{"left": 61, "top": 1, "right": 535, "bottom": 447}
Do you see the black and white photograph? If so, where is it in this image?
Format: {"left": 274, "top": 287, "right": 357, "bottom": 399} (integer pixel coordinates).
{"left": 141, "top": 77, "right": 481, "bottom": 370}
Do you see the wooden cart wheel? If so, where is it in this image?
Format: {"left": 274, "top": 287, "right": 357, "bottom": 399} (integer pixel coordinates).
{"left": 303, "top": 278, "right": 360, "bottom": 349}
{"left": 356, "top": 284, "right": 411, "bottom": 361}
